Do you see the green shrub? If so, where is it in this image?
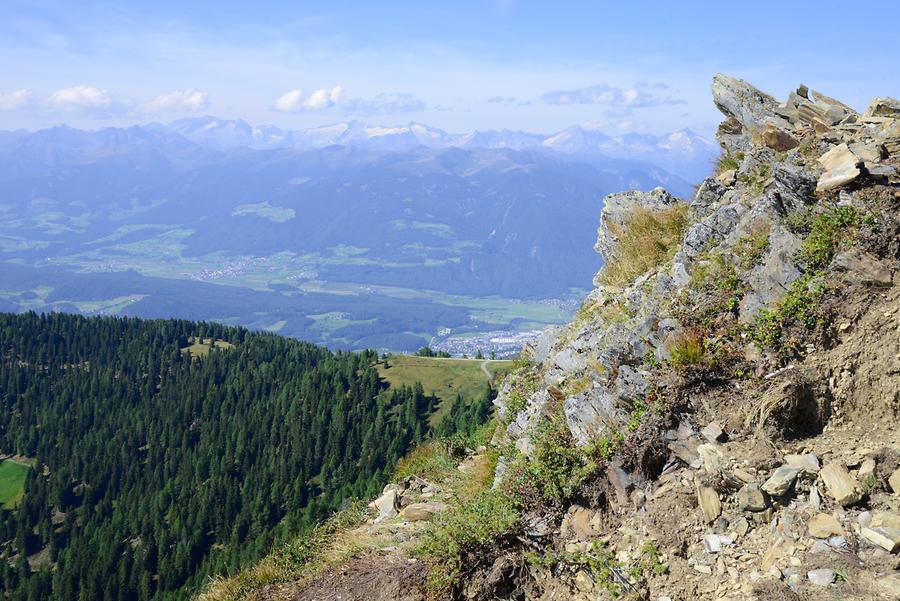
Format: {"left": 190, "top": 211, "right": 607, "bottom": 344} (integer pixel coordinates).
{"left": 585, "top": 434, "right": 621, "bottom": 462}
{"left": 627, "top": 399, "right": 648, "bottom": 431}
{"left": 749, "top": 273, "right": 825, "bottom": 355}
{"left": 502, "top": 364, "right": 541, "bottom": 419}
{"left": 505, "top": 391, "right": 527, "bottom": 417}
{"left": 641, "top": 349, "right": 661, "bottom": 369}
{"left": 639, "top": 541, "right": 669, "bottom": 576}
{"left": 601, "top": 204, "right": 690, "bottom": 286}
{"left": 420, "top": 488, "right": 520, "bottom": 594}
{"left": 527, "top": 540, "right": 628, "bottom": 596}
{"left": 795, "top": 206, "right": 862, "bottom": 270}
{"left": 501, "top": 405, "right": 596, "bottom": 512}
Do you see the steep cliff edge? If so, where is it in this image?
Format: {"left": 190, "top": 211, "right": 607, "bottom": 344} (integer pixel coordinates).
{"left": 198, "top": 75, "right": 900, "bottom": 601}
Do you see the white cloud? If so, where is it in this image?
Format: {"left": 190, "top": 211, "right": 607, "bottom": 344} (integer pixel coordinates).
{"left": 144, "top": 89, "right": 210, "bottom": 113}
{"left": 274, "top": 89, "right": 303, "bottom": 112}
{"left": 542, "top": 83, "right": 685, "bottom": 108}
{"left": 47, "top": 85, "right": 112, "bottom": 111}
{"left": 0, "top": 89, "right": 33, "bottom": 111}
{"left": 273, "top": 87, "right": 424, "bottom": 115}
{"left": 274, "top": 86, "right": 352, "bottom": 112}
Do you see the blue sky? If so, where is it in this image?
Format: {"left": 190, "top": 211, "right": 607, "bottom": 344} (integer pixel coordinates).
{"left": 1, "top": 0, "right": 898, "bottom": 135}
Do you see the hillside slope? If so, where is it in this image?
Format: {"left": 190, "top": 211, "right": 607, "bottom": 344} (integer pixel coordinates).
{"left": 211, "top": 75, "right": 900, "bottom": 600}
{"left": 0, "top": 314, "right": 468, "bottom": 600}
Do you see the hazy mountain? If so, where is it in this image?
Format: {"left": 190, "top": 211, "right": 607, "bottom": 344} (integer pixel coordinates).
{"left": 142, "top": 116, "right": 719, "bottom": 182}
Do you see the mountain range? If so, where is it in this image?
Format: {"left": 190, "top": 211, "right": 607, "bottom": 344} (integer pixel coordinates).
{"left": 141, "top": 116, "right": 718, "bottom": 182}
{"left": 0, "top": 117, "right": 718, "bottom": 352}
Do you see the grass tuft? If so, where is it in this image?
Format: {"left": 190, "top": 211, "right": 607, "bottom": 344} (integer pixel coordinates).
{"left": 667, "top": 331, "right": 706, "bottom": 370}
{"left": 600, "top": 204, "right": 690, "bottom": 287}
{"left": 715, "top": 152, "right": 743, "bottom": 175}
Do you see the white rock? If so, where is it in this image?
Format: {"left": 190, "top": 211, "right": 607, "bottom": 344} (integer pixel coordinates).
{"left": 816, "top": 143, "right": 861, "bottom": 192}
{"left": 809, "top": 483, "right": 822, "bottom": 510}
{"left": 808, "top": 513, "right": 843, "bottom": 538}
{"left": 872, "top": 511, "right": 900, "bottom": 531}
{"left": 889, "top": 468, "right": 900, "bottom": 494}
{"left": 784, "top": 453, "right": 820, "bottom": 472}
{"left": 819, "top": 463, "right": 863, "bottom": 506}
{"left": 373, "top": 489, "right": 400, "bottom": 523}
{"left": 860, "top": 526, "right": 900, "bottom": 553}
{"left": 808, "top": 568, "right": 835, "bottom": 586}
{"left": 702, "top": 422, "right": 725, "bottom": 443}
{"left": 697, "top": 485, "right": 722, "bottom": 523}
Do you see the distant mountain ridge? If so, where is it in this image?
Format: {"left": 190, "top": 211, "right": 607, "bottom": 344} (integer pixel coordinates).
{"left": 7, "top": 115, "right": 717, "bottom": 183}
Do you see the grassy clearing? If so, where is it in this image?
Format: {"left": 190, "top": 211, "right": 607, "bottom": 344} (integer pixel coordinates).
{"left": 180, "top": 337, "right": 234, "bottom": 358}
{"left": 600, "top": 204, "right": 690, "bottom": 287}
{"left": 377, "top": 355, "right": 514, "bottom": 423}
{"left": 0, "top": 459, "right": 31, "bottom": 509}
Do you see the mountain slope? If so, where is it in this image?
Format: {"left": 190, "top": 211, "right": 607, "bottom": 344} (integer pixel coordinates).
{"left": 211, "top": 76, "right": 900, "bottom": 600}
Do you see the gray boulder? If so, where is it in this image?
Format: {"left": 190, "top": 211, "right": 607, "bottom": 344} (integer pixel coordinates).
{"left": 564, "top": 388, "right": 618, "bottom": 446}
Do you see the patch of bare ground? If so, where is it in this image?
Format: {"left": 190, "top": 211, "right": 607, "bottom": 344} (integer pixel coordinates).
{"left": 287, "top": 553, "right": 428, "bottom": 601}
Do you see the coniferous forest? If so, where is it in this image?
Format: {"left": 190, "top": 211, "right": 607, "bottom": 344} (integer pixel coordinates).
{"left": 0, "top": 312, "right": 456, "bottom": 600}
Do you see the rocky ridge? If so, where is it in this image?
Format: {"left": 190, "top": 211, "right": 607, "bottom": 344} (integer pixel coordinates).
{"left": 480, "top": 74, "right": 900, "bottom": 600}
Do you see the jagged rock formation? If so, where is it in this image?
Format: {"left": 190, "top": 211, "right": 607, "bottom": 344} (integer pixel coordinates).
{"left": 498, "top": 74, "right": 898, "bottom": 455}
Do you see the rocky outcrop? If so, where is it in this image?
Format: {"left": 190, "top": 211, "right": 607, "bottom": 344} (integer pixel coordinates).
{"left": 485, "top": 74, "right": 899, "bottom": 600}
{"left": 594, "top": 187, "right": 683, "bottom": 264}
{"left": 499, "top": 74, "right": 898, "bottom": 456}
